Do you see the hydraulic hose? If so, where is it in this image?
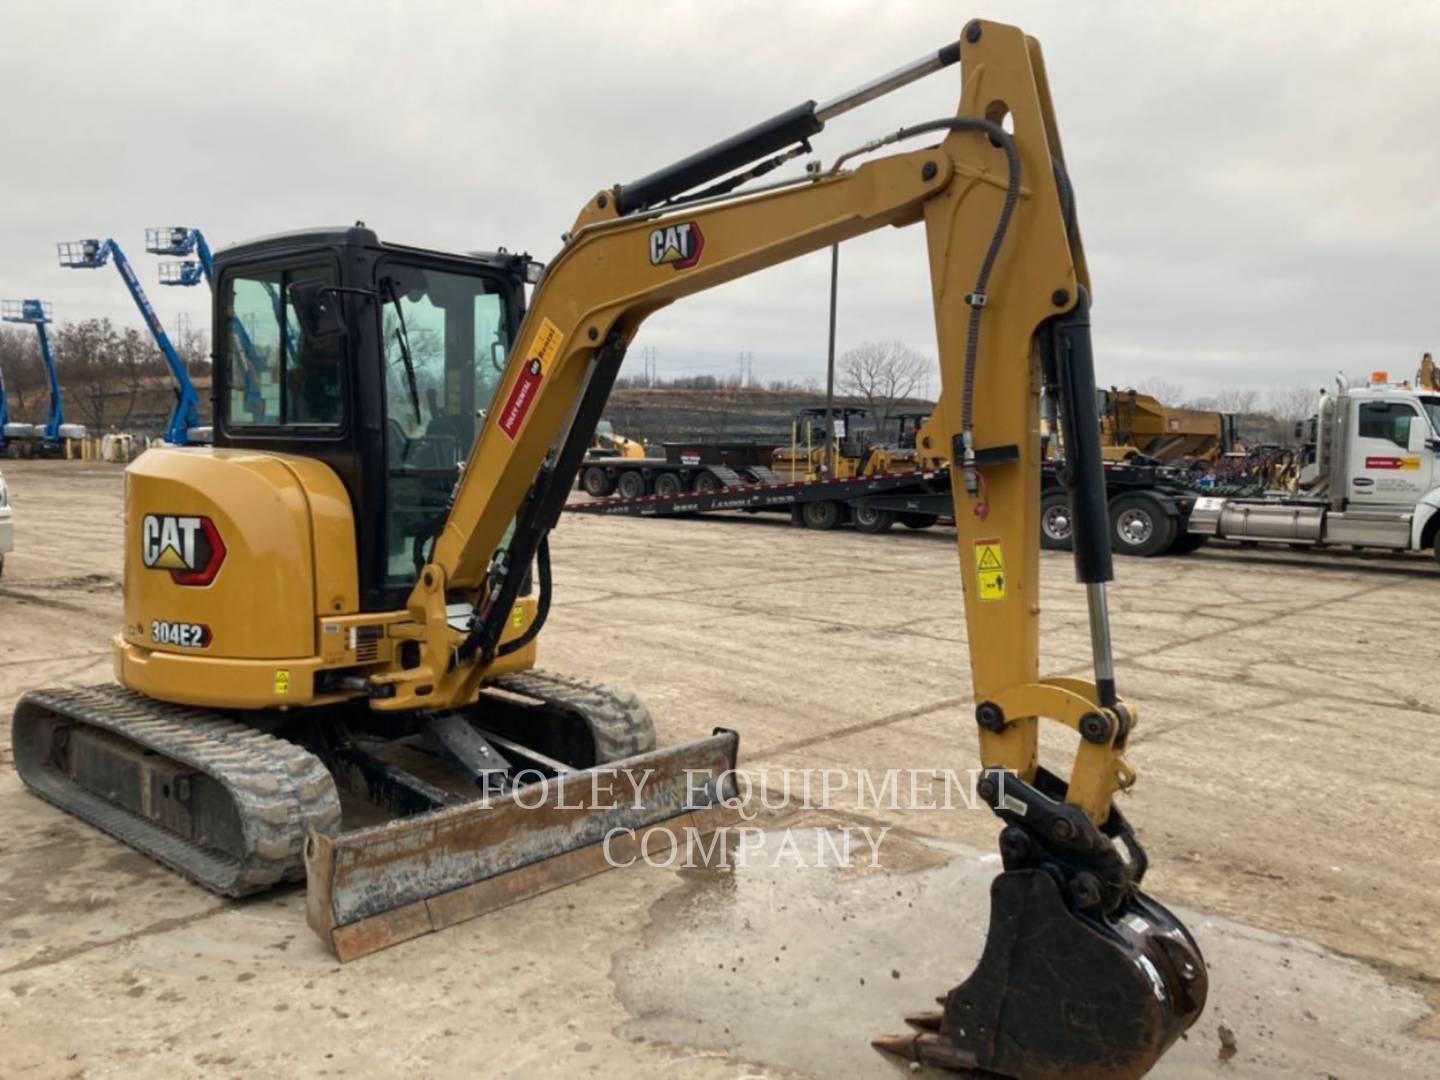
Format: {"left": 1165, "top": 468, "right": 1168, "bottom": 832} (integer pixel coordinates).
{"left": 868, "top": 116, "right": 1020, "bottom": 460}
{"left": 497, "top": 534, "right": 551, "bottom": 658}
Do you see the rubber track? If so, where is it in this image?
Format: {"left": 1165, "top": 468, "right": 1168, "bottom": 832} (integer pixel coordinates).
{"left": 483, "top": 669, "right": 657, "bottom": 763}
{"left": 11, "top": 684, "right": 341, "bottom": 897}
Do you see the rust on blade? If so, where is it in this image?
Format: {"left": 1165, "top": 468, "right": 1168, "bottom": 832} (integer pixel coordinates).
{"left": 306, "top": 729, "right": 740, "bottom": 960}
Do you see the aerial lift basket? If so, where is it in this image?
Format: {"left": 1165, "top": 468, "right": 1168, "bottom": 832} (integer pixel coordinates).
{"left": 56, "top": 240, "right": 106, "bottom": 268}
{"left": 145, "top": 226, "right": 194, "bottom": 256}
{"left": 157, "top": 261, "right": 204, "bottom": 286}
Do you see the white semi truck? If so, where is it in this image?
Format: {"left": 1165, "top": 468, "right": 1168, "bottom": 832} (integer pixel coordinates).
{"left": 1188, "top": 373, "right": 1440, "bottom": 561}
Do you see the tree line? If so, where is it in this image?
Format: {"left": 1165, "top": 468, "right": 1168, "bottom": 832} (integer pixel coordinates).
{"left": 0, "top": 318, "right": 210, "bottom": 431}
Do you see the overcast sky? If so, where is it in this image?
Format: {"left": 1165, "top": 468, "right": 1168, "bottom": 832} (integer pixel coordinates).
{"left": 3, "top": 1, "right": 1438, "bottom": 401}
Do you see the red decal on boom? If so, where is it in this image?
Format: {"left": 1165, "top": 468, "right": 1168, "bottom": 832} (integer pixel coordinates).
{"left": 499, "top": 358, "right": 544, "bottom": 440}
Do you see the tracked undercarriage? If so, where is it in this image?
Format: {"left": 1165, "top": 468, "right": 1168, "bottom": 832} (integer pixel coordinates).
{"left": 12, "top": 671, "right": 739, "bottom": 958}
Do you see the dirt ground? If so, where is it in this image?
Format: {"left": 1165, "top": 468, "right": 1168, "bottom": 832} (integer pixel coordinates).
{"left": 1, "top": 457, "right": 1437, "bottom": 1078}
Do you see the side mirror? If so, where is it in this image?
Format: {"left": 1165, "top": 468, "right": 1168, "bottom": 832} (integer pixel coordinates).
{"left": 289, "top": 279, "right": 347, "bottom": 340}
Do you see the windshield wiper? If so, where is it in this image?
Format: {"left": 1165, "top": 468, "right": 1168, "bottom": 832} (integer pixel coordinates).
{"left": 384, "top": 278, "right": 423, "bottom": 425}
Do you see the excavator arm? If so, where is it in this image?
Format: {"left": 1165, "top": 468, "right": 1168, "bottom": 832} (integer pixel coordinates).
{"left": 343, "top": 18, "right": 1203, "bottom": 1075}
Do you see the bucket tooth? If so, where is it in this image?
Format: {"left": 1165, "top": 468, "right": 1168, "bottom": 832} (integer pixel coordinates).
{"left": 871, "top": 1032, "right": 980, "bottom": 1071}
{"left": 904, "top": 1010, "right": 943, "bottom": 1032}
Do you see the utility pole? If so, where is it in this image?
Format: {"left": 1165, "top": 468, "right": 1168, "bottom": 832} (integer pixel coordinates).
{"left": 824, "top": 244, "right": 839, "bottom": 478}
{"left": 737, "top": 350, "right": 754, "bottom": 388}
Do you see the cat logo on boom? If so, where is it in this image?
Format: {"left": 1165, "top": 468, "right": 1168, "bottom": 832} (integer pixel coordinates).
{"left": 648, "top": 222, "right": 705, "bottom": 270}
{"left": 141, "top": 514, "right": 227, "bottom": 586}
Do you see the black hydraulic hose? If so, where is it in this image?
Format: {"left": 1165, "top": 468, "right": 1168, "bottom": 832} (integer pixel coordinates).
{"left": 884, "top": 117, "right": 1020, "bottom": 449}
{"left": 1051, "top": 154, "right": 1078, "bottom": 249}
{"left": 496, "top": 534, "right": 551, "bottom": 658}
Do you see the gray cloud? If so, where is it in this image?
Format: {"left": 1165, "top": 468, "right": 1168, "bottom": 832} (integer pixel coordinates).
{"left": 2, "top": 0, "right": 1437, "bottom": 401}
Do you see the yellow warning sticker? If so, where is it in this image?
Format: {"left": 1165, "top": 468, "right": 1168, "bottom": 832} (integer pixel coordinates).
{"left": 528, "top": 317, "right": 565, "bottom": 370}
{"left": 512, "top": 605, "right": 525, "bottom": 629}
{"left": 274, "top": 669, "right": 291, "bottom": 696}
{"left": 974, "top": 540, "right": 1006, "bottom": 601}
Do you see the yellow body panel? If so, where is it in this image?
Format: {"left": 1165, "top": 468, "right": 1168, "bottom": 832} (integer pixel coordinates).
{"left": 121, "top": 447, "right": 355, "bottom": 659}
{"left": 112, "top": 597, "right": 538, "bottom": 709}
{"left": 1101, "top": 389, "right": 1226, "bottom": 462}
{"left": 116, "top": 445, "right": 537, "bottom": 709}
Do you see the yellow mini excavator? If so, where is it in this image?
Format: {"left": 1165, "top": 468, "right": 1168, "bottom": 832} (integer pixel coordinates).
{"left": 13, "top": 19, "right": 1205, "bottom": 1077}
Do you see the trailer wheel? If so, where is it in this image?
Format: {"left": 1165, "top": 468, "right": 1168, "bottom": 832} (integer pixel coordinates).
{"left": 653, "top": 472, "right": 686, "bottom": 498}
{"left": 1040, "top": 492, "right": 1074, "bottom": 551}
{"left": 694, "top": 472, "right": 722, "bottom": 494}
{"left": 617, "top": 471, "right": 649, "bottom": 500}
{"left": 581, "top": 465, "right": 615, "bottom": 497}
{"left": 898, "top": 512, "right": 937, "bottom": 530}
{"left": 1109, "top": 494, "right": 1175, "bottom": 557}
{"left": 852, "top": 507, "right": 895, "bottom": 534}
{"left": 802, "top": 500, "right": 845, "bottom": 530}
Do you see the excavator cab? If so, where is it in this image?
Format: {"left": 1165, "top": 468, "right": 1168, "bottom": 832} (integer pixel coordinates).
{"left": 210, "top": 228, "right": 534, "bottom": 611}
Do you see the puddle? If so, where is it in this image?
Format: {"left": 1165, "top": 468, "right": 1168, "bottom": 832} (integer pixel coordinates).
{"left": 611, "top": 824, "right": 1440, "bottom": 1079}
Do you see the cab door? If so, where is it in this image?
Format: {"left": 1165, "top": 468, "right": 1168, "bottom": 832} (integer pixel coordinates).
{"left": 1348, "top": 398, "right": 1428, "bottom": 508}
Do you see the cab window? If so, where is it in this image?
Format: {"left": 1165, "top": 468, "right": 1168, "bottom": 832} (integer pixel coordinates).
{"left": 223, "top": 265, "right": 343, "bottom": 428}
{"left": 381, "top": 263, "right": 510, "bottom": 587}
{"left": 1358, "top": 401, "right": 1417, "bottom": 449}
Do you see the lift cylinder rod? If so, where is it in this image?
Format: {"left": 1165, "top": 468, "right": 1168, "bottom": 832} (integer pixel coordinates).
{"left": 613, "top": 42, "right": 962, "bottom": 214}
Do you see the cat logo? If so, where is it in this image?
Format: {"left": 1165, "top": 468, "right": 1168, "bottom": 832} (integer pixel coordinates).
{"left": 141, "top": 514, "right": 227, "bottom": 586}
{"left": 648, "top": 222, "right": 705, "bottom": 270}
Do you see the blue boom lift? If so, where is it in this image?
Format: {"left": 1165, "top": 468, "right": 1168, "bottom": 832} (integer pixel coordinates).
{"left": 0, "top": 299, "right": 86, "bottom": 456}
{"left": 0, "top": 347, "right": 20, "bottom": 452}
{"left": 147, "top": 226, "right": 271, "bottom": 420}
{"left": 56, "top": 238, "right": 207, "bottom": 445}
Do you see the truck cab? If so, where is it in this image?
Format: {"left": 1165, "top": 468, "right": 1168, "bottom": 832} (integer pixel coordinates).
{"left": 1190, "top": 372, "right": 1440, "bottom": 560}
{"left": 1337, "top": 380, "right": 1440, "bottom": 511}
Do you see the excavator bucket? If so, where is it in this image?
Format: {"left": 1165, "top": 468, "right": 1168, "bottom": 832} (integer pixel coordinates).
{"left": 875, "top": 869, "right": 1206, "bottom": 1077}
{"left": 875, "top": 766, "right": 1207, "bottom": 1078}
{"left": 305, "top": 728, "right": 739, "bottom": 961}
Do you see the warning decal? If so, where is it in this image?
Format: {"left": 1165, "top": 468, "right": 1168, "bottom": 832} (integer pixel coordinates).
{"left": 274, "top": 669, "right": 291, "bottom": 696}
{"left": 499, "top": 317, "right": 564, "bottom": 439}
{"left": 974, "top": 540, "right": 1006, "bottom": 601}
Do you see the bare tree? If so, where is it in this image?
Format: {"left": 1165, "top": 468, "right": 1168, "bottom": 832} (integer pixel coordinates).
{"left": 1133, "top": 377, "right": 1186, "bottom": 404}
{"left": 837, "top": 340, "right": 931, "bottom": 430}
{"left": 176, "top": 320, "right": 212, "bottom": 378}
{"left": 1207, "top": 387, "right": 1262, "bottom": 415}
{"left": 0, "top": 325, "right": 44, "bottom": 417}
{"left": 1265, "top": 386, "right": 1320, "bottom": 444}
{"left": 54, "top": 319, "right": 121, "bottom": 429}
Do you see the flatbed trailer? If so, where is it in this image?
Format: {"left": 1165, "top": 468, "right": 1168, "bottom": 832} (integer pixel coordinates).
{"left": 567, "top": 468, "right": 954, "bottom": 532}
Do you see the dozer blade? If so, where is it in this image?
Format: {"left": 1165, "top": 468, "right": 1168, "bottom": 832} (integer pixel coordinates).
{"left": 305, "top": 728, "right": 739, "bottom": 961}
{"left": 874, "top": 868, "right": 1207, "bottom": 1079}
